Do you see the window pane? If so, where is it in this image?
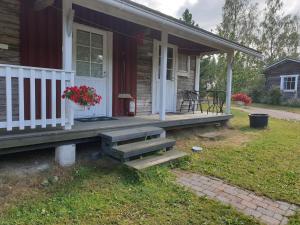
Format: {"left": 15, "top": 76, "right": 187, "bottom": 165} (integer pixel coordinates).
{"left": 77, "top": 30, "right": 90, "bottom": 46}
{"left": 178, "top": 54, "right": 188, "bottom": 72}
{"left": 167, "top": 58, "right": 173, "bottom": 70}
{"left": 91, "top": 63, "right": 103, "bottom": 78}
{"left": 190, "top": 56, "right": 196, "bottom": 71}
{"left": 91, "top": 33, "right": 103, "bottom": 48}
{"left": 76, "top": 61, "right": 90, "bottom": 77}
{"left": 91, "top": 48, "right": 103, "bottom": 63}
{"left": 77, "top": 46, "right": 90, "bottom": 62}
{"left": 167, "top": 69, "right": 173, "bottom": 80}
{"left": 168, "top": 47, "right": 173, "bottom": 58}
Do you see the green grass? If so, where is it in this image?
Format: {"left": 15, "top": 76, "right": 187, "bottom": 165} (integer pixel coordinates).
{"left": 177, "top": 110, "right": 300, "bottom": 205}
{"left": 0, "top": 164, "right": 259, "bottom": 225}
{"left": 251, "top": 103, "right": 300, "bottom": 114}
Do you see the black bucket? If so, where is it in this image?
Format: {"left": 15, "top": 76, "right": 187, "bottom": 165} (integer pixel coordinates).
{"left": 249, "top": 114, "right": 269, "bottom": 129}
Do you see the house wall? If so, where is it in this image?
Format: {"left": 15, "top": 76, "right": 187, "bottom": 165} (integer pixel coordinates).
{"left": 136, "top": 38, "right": 153, "bottom": 114}
{"left": 265, "top": 61, "right": 300, "bottom": 99}
{"left": 0, "top": 0, "right": 20, "bottom": 122}
{"left": 176, "top": 56, "right": 196, "bottom": 111}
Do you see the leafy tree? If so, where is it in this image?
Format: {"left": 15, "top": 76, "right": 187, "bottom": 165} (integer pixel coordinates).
{"left": 260, "top": 0, "right": 300, "bottom": 63}
{"left": 180, "top": 9, "right": 198, "bottom": 27}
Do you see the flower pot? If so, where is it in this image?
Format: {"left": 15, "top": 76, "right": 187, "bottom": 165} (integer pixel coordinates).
{"left": 70, "top": 101, "right": 86, "bottom": 111}
{"left": 249, "top": 114, "right": 269, "bottom": 129}
{"left": 235, "top": 101, "right": 245, "bottom": 106}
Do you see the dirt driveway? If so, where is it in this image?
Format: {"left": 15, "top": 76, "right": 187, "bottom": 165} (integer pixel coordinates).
{"left": 235, "top": 106, "right": 300, "bottom": 121}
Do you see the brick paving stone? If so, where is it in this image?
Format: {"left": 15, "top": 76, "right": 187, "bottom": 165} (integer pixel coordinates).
{"left": 174, "top": 170, "right": 299, "bottom": 225}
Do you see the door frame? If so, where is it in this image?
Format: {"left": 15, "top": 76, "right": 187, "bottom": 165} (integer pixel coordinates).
{"left": 151, "top": 39, "right": 178, "bottom": 114}
{"left": 72, "top": 23, "right": 113, "bottom": 117}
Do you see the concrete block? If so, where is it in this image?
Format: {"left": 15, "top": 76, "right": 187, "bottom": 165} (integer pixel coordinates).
{"left": 55, "top": 144, "right": 76, "bottom": 167}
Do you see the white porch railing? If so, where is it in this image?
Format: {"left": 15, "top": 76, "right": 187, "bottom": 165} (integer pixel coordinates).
{"left": 0, "top": 64, "right": 75, "bottom": 131}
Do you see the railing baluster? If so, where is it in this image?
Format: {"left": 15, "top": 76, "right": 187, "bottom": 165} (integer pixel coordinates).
{"left": 5, "top": 67, "right": 12, "bottom": 131}
{"left": 61, "top": 72, "right": 66, "bottom": 126}
{"left": 51, "top": 71, "right": 57, "bottom": 127}
{"left": 18, "top": 68, "right": 25, "bottom": 130}
{"left": 30, "top": 69, "right": 36, "bottom": 129}
{"left": 41, "top": 70, "right": 47, "bottom": 128}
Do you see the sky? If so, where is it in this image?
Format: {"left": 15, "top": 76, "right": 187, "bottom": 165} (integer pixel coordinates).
{"left": 131, "top": 0, "right": 300, "bottom": 32}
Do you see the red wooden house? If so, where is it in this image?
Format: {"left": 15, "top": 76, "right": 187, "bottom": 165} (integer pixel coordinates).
{"left": 0, "top": 0, "right": 262, "bottom": 167}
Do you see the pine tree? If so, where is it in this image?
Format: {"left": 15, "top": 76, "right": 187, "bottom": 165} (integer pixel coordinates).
{"left": 180, "top": 9, "right": 198, "bottom": 27}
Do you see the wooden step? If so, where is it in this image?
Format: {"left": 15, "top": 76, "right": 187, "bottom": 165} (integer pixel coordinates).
{"left": 112, "top": 138, "right": 176, "bottom": 159}
{"left": 124, "top": 149, "right": 188, "bottom": 170}
{"left": 99, "top": 126, "right": 164, "bottom": 142}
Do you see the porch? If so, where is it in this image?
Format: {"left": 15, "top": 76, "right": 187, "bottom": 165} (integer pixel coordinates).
{"left": 0, "top": 112, "right": 231, "bottom": 155}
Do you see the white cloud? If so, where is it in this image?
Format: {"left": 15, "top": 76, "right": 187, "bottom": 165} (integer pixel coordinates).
{"left": 131, "top": 0, "right": 300, "bottom": 31}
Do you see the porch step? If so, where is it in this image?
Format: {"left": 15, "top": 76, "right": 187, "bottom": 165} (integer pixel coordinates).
{"left": 124, "top": 149, "right": 188, "bottom": 170}
{"left": 112, "top": 138, "right": 176, "bottom": 159}
{"left": 99, "top": 126, "right": 163, "bottom": 143}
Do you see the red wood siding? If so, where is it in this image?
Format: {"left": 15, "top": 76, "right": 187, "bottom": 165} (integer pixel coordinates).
{"left": 73, "top": 4, "right": 141, "bottom": 116}
{"left": 20, "top": 0, "right": 62, "bottom": 120}
{"left": 112, "top": 34, "right": 137, "bottom": 116}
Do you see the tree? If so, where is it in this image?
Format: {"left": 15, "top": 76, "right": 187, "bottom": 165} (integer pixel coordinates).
{"left": 260, "top": 0, "right": 300, "bottom": 63}
{"left": 180, "top": 9, "right": 198, "bottom": 27}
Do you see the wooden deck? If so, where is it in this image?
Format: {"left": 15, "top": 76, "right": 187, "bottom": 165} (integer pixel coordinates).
{"left": 0, "top": 112, "right": 232, "bottom": 155}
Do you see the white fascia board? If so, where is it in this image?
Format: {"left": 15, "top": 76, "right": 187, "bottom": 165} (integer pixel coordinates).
{"left": 73, "top": 0, "right": 262, "bottom": 58}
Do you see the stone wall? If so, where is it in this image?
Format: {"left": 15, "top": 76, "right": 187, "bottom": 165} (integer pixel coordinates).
{"left": 0, "top": 0, "right": 20, "bottom": 122}
{"left": 265, "top": 61, "right": 300, "bottom": 99}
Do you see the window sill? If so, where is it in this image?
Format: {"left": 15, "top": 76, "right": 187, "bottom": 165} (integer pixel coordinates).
{"left": 177, "top": 72, "right": 190, "bottom": 77}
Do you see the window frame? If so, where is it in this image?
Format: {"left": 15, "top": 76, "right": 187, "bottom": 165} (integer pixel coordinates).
{"left": 177, "top": 53, "right": 191, "bottom": 77}
{"left": 280, "top": 75, "right": 299, "bottom": 92}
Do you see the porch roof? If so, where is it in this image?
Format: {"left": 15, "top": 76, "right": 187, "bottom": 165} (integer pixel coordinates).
{"left": 73, "top": 0, "right": 262, "bottom": 58}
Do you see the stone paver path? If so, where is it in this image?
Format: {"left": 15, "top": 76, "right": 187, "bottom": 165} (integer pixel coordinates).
{"left": 235, "top": 106, "right": 300, "bottom": 121}
{"left": 174, "top": 170, "right": 299, "bottom": 225}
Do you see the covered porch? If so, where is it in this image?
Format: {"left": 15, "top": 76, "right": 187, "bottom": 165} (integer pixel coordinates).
{"left": 0, "top": 0, "right": 262, "bottom": 133}
{"left": 0, "top": 111, "right": 231, "bottom": 155}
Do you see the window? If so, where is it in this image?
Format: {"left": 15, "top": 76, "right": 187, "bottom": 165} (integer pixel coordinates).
{"left": 280, "top": 75, "right": 299, "bottom": 92}
{"left": 178, "top": 54, "right": 189, "bottom": 72}
{"left": 76, "top": 29, "right": 104, "bottom": 78}
{"left": 158, "top": 46, "right": 174, "bottom": 80}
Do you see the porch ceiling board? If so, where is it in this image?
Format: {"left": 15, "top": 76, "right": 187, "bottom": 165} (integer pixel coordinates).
{"left": 72, "top": 0, "right": 262, "bottom": 58}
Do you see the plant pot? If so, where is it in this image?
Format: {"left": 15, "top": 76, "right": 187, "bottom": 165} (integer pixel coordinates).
{"left": 249, "top": 114, "right": 269, "bottom": 129}
{"left": 235, "top": 101, "right": 245, "bottom": 106}
{"left": 70, "top": 101, "right": 86, "bottom": 111}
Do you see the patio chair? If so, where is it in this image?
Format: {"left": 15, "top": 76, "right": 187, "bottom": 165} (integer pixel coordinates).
{"left": 179, "top": 90, "right": 194, "bottom": 113}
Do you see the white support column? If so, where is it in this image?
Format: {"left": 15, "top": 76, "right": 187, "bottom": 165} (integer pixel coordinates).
{"left": 62, "top": 0, "right": 74, "bottom": 131}
{"left": 56, "top": 0, "right": 76, "bottom": 167}
{"left": 159, "top": 30, "right": 168, "bottom": 121}
{"left": 195, "top": 56, "right": 201, "bottom": 92}
{"left": 226, "top": 52, "right": 234, "bottom": 114}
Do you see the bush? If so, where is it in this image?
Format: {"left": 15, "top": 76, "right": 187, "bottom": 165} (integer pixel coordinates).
{"left": 232, "top": 93, "right": 252, "bottom": 105}
{"left": 281, "top": 98, "right": 300, "bottom": 107}
{"left": 268, "top": 87, "right": 282, "bottom": 105}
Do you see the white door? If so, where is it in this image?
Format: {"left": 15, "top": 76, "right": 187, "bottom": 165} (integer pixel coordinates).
{"left": 153, "top": 41, "right": 177, "bottom": 113}
{"left": 73, "top": 24, "right": 109, "bottom": 118}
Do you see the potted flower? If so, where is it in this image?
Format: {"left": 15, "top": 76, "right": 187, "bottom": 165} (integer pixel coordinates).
{"left": 232, "top": 93, "right": 252, "bottom": 106}
{"left": 62, "top": 86, "right": 102, "bottom": 110}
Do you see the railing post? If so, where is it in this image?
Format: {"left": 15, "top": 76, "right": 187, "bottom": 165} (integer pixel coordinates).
{"left": 5, "top": 67, "right": 12, "bottom": 131}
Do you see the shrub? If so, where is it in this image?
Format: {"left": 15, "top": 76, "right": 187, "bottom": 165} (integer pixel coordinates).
{"left": 268, "top": 87, "right": 282, "bottom": 105}
{"left": 232, "top": 93, "right": 252, "bottom": 105}
{"left": 281, "top": 98, "right": 300, "bottom": 107}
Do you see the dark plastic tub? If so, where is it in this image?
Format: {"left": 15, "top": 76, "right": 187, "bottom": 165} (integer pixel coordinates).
{"left": 249, "top": 114, "right": 269, "bottom": 129}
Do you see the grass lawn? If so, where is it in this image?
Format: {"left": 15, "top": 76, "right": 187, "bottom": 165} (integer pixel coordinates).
{"left": 173, "top": 109, "right": 300, "bottom": 206}
{"left": 0, "top": 163, "right": 259, "bottom": 225}
{"left": 250, "top": 103, "right": 300, "bottom": 114}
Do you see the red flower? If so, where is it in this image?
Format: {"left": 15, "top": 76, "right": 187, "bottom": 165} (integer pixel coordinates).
{"left": 232, "top": 93, "right": 252, "bottom": 105}
{"left": 62, "top": 86, "right": 102, "bottom": 107}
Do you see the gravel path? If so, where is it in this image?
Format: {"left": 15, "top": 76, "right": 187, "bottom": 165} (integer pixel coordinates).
{"left": 174, "top": 170, "right": 299, "bottom": 225}
{"left": 234, "top": 106, "right": 300, "bottom": 121}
